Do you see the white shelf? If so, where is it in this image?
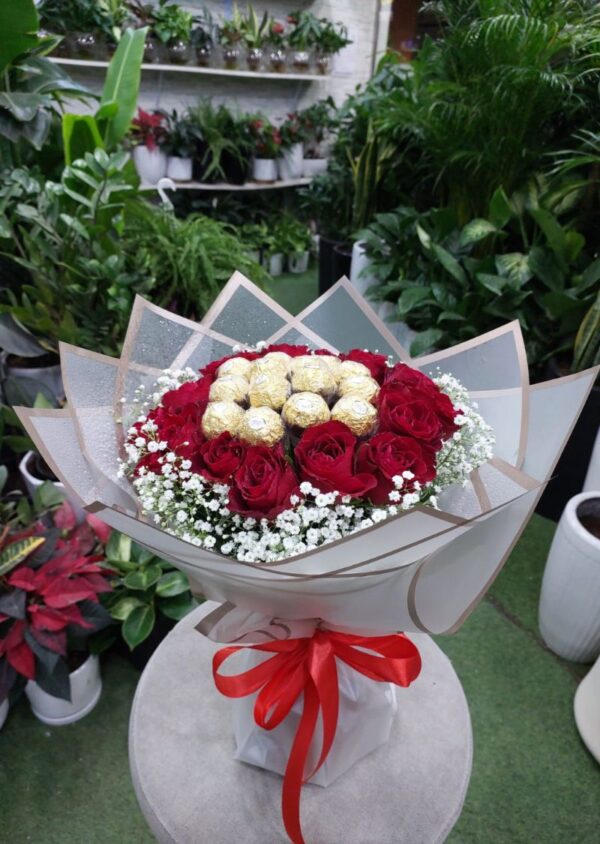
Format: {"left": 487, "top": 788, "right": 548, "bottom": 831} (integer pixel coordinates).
{"left": 141, "top": 178, "right": 312, "bottom": 192}
{"left": 50, "top": 56, "right": 327, "bottom": 82}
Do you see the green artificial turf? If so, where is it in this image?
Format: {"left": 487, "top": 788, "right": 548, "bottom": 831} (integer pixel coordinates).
{"left": 1, "top": 268, "right": 599, "bottom": 842}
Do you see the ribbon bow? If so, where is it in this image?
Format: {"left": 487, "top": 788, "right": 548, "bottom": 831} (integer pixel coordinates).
{"left": 213, "top": 629, "right": 422, "bottom": 844}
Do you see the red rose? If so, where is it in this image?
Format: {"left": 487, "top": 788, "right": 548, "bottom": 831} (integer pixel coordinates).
{"left": 341, "top": 349, "right": 388, "bottom": 384}
{"left": 161, "top": 378, "right": 211, "bottom": 414}
{"left": 262, "top": 343, "right": 311, "bottom": 357}
{"left": 356, "top": 433, "right": 436, "bottom": 505}
{"left": 197, "top": 433, "right": 245, "bottom": 482}
{"left": 378, "top": 387, "right": 457, "bottom": 447}
{"left": 294, "top": 421, "right": 376, "bottom": 498}
{"left": 228, "top": 444, "right": 299, "bottom": 520}
{"left": 384, "top": 363, "right": 439, "bottom": 395}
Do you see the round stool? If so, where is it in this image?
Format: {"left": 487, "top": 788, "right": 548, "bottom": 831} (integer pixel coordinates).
{"left": 130, "top": 604, "right": 472, "bottom": 844}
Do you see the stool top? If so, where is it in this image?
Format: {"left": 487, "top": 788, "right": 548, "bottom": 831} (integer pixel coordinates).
{"left": 130, "top": 604, "right": 472, "bottom": 844}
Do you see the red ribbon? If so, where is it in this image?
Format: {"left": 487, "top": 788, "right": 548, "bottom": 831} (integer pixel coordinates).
{"left": 213, "top": 629, "right": 422, "bottom": 844}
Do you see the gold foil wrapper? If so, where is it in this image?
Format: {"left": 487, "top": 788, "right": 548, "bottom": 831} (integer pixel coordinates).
{"left": 290, "top": 354, "right": 319, "bottom": 373}
{"left": 209, "top": 375, "right": 249, "bottom": 404}
{"left": 282, "top": 392, "right": 331, "bottom": 429}
{"left": 291, "top": 361, "right": 337, "bottom": 397}
{"left": 252, "top": 354, "right": 290, "bottom": 379}
{"left": 338, "top": 374, "right": 380, "bottom": 403}
{"left": 238, "top": 407, "right": 285, "bottom": 446}
{"left": 217, "top": 357, "right": 253, "bottom": 379}
{"left": 317, "top": 354, "right": 342, "bottom": 378}
{"left": 201, "top": 401, "right": 245, "bottom": 439}
{"left": 339, "top": 360, "right": 371, "bottom": 380}
{"left": 249, "top": 374, "right": 291, "bottom": 411}
{"left": 331, "top": 395, "right": 377, "bottom": 436}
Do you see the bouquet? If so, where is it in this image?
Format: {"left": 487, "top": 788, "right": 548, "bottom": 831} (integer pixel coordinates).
{"left": 17, "top": 274, "right": 598, "bottom": 844}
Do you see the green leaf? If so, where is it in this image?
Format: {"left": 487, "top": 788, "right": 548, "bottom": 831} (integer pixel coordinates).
{"left": 459, "top": 218, "right": 497, "bottom": 247}
{"left": 32, "top": 481, "right": 64, "bottom": 512}
{"left": 106, "top": 531, "right": 131, "bottom": 563}
{"left": 495, "top": 253, "right": 533, "bottom": 287}
{"left": 579, "top": 258, "right": 600, "bottom": 293}
{"left": 0, "top": 0, "right": 39, "bottom": 75}
{"left": 123, "top": 563, "right": 162, "bottom": 591}
{"left": 528, "top": 247, "right": 564, "bottom": 291}
{"left": 396, "top": 287, "right": 432, "bottom": 314}
{"left": 158, "top": 592, "right": 197, "bottom": 621}
{"left": 529, "top": 208, "right": 567, "bottom": 262}
{"left": 476, "top": 273, "right": 507, "bottom": 295}
{"left": 156, "top": 571, "right": 190, "bottom": 598}
{"left": 0, "top": 465, "right": 7, "bottom": 495}
{"left": 109, "top": 595, "right": 144, "bottom": 621}
{"left": 0, "top": 536, "right": 45, "bottom": 577}
{"left": 431, "top": 244, "right": 467, "bottom": 286}
{"left": 409, "top": 328, "right": 444, "bottom": 357}
{"left": 100, "top": 28, "right": 147, "bottom": 149}
{"left": 61, "top": 114, "right": 104, "bottom": 166}
{"left": 488, "top": 187, "right": 512, "bottom": 229}
{"left": 542, "top": 291, "right": 581, "bottom": 320}
{"left": 122, "top": 604, "right": 155, "bottom": 649}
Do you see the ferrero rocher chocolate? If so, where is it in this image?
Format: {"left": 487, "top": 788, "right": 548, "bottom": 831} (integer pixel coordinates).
{"left": 291, "top": 361, "right": 337, "bottom": 397}
{"left": 339, "top": 359, "right": 371, "bottom": 380}
{"left": 261, "top": 351, "right": 291, "bottom": 371}
{"left": 331, "top": 395, "right": 377, "bottom": 436}
{"left": 201, "top": 401, "right": 245, "bottom": 439}
{"left": 338, "top": 374, "right": 380, "bottom": 403}
{"left": 290, "top": 354, "right": 319, "bottom": 373}
{"left": 249, "top": 374, "right": 290, "bottom": 411}
{"left": 217, "top": 357, "right": 253, "bottom": 379}
{"left": 238, "top": 406, "right": 284, "bottom": 446}
{"left": 317, "top": 354, "right": 342, "bottom": 378}
{"left": 209, "top": 375, "right": 249, "bottom": 404}
{"left": 282, "top": 392, "right": 330, "bottom": 429}
{"left": 252, "top": 354, "right": 290, "bottom": 379}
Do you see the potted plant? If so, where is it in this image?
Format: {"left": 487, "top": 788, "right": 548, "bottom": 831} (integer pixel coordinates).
{"left": 219, "top": 111, "right": 254, "bottom": 185}
{"left": 39, "top": 0, "right": 111, "bottom": 59}
{"left": 299, "top": 98, "right": 337, "bottom": 176}
{"left": 152, "top": 0, "right": 193, "bottom": 64}
{"left": 0, "top": 492, "right": 113, "bottom": 725}
{"left": 239, "top": 222, "right": 269, "bottom": 263}
{"left": 313, "top": 19, "right": 351, "bottom": 74}
{"left": 248, "top": 117, "right": 282, "bottom": 183}
{"left": 263, "top": 231, "right": 285, "bottom": 277}
{"left": 127, "top": 0, "right": 161, "bottom": 62}
{"left": 188, "top": 101, "right": 250, "bottom": 184}
{"left": 267, "top": 19, "right": 287, "bottom": 72}
{"left": 286, "top": 9, "right": 321, "bottom": 72}
{"left": 284, "top": 217, "right": 313, "bottom": 273}
{"left": 99, "top": 532, "right": 197, "bottom": 669}
{"left": 219, "top": 8, "right": 244, "bottom": 69}
{"left": 240, "top": 4, "right": 270, "bottom": 71}
{"left": 539, "top": 492, "right": 600, "bottom": 662}
{"left": 278, "top": 112, "right": 306, "bottom": 180}
{"left": 130, "top": 107, "right": 169, "bottom": 184}
{"left": 165, "top": 110, "right": 202, "bottom": 182}
{"left": 191, "top": 7, "right": 214, "bottom": 67}
{"left": 0, "top": 314, "right": 63, "bottom": 407}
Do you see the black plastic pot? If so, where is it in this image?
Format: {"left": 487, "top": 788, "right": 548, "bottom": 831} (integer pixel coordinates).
{"left": 192, "top": 140, "right": 213, "bottom": 182}
{"left": 221, "top": 151, "right": 249, "bottom": 185}
{"left": 123, "top": 613, "right": 176, "bottom": 671}
{"left": 332, "top": 242, "right": 353, "bottom": 283}
{"left": 318, "top": 235, "right": 343, "bottom": 295}
{"left": 536, "top": 360, "right": 600, "bottom": 522}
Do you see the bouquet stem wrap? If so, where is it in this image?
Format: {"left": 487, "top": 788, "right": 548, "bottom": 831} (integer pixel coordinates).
{"left": 213, "top": 628, "right": 422, "bottom": 844}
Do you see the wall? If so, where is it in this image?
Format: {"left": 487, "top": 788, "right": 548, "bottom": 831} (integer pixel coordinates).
{"left": 65, "top": 1, "right": 380, "bottom": 123}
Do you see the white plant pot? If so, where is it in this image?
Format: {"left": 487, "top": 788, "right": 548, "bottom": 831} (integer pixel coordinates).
{"left": 133, "top": 146, "right": 168, "bottom": 185}
{"left": 268, "top": 253, "right": 284, "bottom": 277}
{"left": 288, "top": 251, "right": 309, "bottom": 274}
{"left": 26, "top": 654, "right": 102, "bottom": 726}
{"left": 302, "top": 158, "right": 328, "bottom": 178}
{"left": 0, "top": 697, "right": 8, "bottom": 730}
{"left": 350, "top": 241, "right": 376, "bottom": 297}
{"left": 19, "top": 451, "right": 86, "bottom": 524}
{"left": 539, "top": 492, "right": 600, "bottom": 662}
{"left": 278, "top": 143, "right": 304, "bottom": 180}
{"left": 252, "top": 158, "right": 277, "bottom": 183}
{"left": 166, "top": 156, "right": 193, "bottom": 182}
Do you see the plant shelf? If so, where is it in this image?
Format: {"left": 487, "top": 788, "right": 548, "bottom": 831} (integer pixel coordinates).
{"left": 141, "top": 178, "right": 312, "bottom": 192}
{"left": 50, "top": 56, "right": 328, "bottom": 82}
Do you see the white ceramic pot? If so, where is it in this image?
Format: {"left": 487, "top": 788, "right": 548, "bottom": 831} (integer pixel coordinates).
{"left": 302, "top": 158, "right": 328, "bottom": 178}
{"left": 26, "top": 654, "right": 102, "bottom": 726}
{"left": 0, "top": 697, "right": 8, "bottom": 730}
{"left": 133, "top": 145, "right": 168, "bottom": 185}
{"left": 278, "top": 143, "right": 304, "bottom": 180}
{"left": 288, "top": 251, "right": 309, "bottom": 274}
{"left": 19, "top": 451, "right": 86, "bottom": 523}
{"left": 350, "top": 241, "right": 375, "bottom": 297}
{"left": 268, "top": 253, "right": 284, "bottom": 277}
{"left": 166, "top": 156, "right": 193, "bottom": 182}
{"left": 252, "top": 158, "right": 278, "bottom": 183}
{"left": 539, "top": 492, "right": 600, "bottom": 662}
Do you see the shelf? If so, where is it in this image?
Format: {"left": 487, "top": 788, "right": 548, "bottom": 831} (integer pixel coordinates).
{"left": 50, "top": 56, "right": 328, "bottom": 82}
{"left": 141, "top": 178, "right": 312, "bottom": 192}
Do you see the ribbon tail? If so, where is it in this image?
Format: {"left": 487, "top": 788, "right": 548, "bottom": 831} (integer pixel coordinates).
{"left": 282, "top": 679, "right": 320, "bottom": 844}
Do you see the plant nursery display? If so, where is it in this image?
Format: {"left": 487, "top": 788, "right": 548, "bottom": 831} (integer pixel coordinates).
{"left": 16, "top": 274, "right": 598, "bottom": 844}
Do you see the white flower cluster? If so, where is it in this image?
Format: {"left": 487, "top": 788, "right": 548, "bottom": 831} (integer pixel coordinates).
{"left": 120, "top": 362, "right": 494, "bottom": 564}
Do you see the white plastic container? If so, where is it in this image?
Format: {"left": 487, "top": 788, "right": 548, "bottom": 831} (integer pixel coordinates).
{"left": 0, "top": 697, "right": 8, "bottom": 730}
{"left": 302, "top": 158, "right": 328, "bottom": 178}
{"left": 539, "top": 492, "right": 600, "bottom": 662}
{"left": 278, "top": 143, "right": 303, "bottom": 180}
{"left": 288, "top": 251, "right": 309, "bottom": 274}
{"left": 133, "top": 146, "right": 168, "bottom": 184}
{"left": 252, "top": 158, "right": 277, "bottom": 183}
{"left": 166, "top": 156, "right": 193, "bottom": 182}
{"left": 19, "top": 451, "right": 85, "bottom": 523}
{"left": 26, "top": 654, "right": 102, "bottom": 725}
{"left": 268, "top": 253, "right": 284, "bottom": 277}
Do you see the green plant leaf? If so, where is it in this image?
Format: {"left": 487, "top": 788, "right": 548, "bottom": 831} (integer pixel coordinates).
{"left": 459, "top": 218, "right": 497, "bottom": 247}
{"left": 0, "top": 0, "right": 39, "bottom": 75}
{"left": 488, "top": 187, "right": 512, "bottom": 229}
{"left": 528, "top": 246, "right": 564, "bottom": 291}
{"left": 106, "top": 531, "right": 131, "bottom": 563}
{"left": 0, "top": 536, "right": 45, "bottom": 577}
{"left": 0, "top": 465, "right": 7, "bottom": 495}
{"left": 495, "top": 253, "right": 532, "bottom": 287}
{"left": 123, "top": 563, "right": 162, "bottom": 591}
{"left": 476, "top": 273, "right": 507, "bottom": 295}
{"left": 62, "top": 114, "right": 104, "bottom": 166}
{"left": 32, "top": 481, "right": 64, "bottom": 512}
{"left": 158, "top": 592, "right": 197, "bottom": 621}
{"left": 579, "top": 258, "right": 600, "bottom": 293}
{"left": 122, "top": 604, "right": 155, "bottom": 649}
{"left": 396, "top": 286, "right": 432, "bottom": 315}
{"left": 431, "top": 244, "right": 467, "bottom": 286}
{"left": 156, "top": 571, "right": 190, "bottom": 598}
{"left": 109, "top": 595, "right": 144, "bottom": 621}
{"left": 100, "top": 27, "right": 147, "bottom": 149}
{"left": 409, "top": 328, "right": 444, "bottom": 357}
